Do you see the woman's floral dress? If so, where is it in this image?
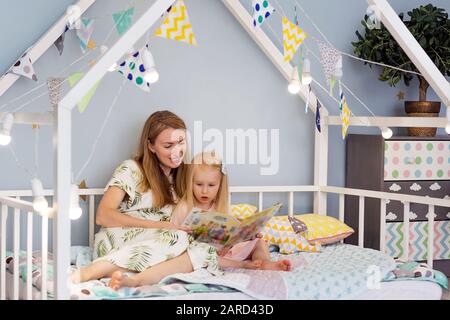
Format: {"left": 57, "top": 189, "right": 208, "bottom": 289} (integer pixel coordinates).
{"left": 93, "top": 160, "right": 220, "bottom": 275}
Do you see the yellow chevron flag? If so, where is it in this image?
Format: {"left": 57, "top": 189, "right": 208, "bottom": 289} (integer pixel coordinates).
{"left": 340, "top": 97, "right": 351, "bottom": 139}
{"left": 282, "top": 16, "right": 307, "bottom": 62}
{"left": 155, "top": 0, "right": 197, "bottom": 46}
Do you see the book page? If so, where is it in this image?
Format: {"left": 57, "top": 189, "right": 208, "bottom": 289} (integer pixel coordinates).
{"left": 182, "top": 210, "right": 240, "bottom": 250}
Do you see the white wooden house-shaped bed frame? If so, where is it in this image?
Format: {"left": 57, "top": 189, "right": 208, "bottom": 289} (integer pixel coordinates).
{"left": 0, "top": 0, "right": 449, "bottom": 299}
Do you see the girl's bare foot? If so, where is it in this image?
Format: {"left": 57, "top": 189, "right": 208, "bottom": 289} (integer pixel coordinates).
{"left": 260, "top": 259, "right": 292, "bottom": 271}
{"left": 241, "top": 259, "right": 263, "bottom": 269}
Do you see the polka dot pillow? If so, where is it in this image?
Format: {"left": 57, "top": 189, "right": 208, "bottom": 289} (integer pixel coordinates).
{"left": 230, "top": 204, "right": 258, "bottom": 221}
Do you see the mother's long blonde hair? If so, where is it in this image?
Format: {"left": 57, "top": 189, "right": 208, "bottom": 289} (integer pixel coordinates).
{"left": 178, "top": 151, "right": 229, "bottom": 214}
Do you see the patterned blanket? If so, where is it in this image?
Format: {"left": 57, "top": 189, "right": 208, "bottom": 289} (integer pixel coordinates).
{"left": 6, "top": 244, "right": 446, "bottom": 300}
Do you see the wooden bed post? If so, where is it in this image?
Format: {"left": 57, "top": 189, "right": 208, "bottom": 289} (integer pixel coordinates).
{"left": 314, "top": 113, "right": 328, "bottom": 215}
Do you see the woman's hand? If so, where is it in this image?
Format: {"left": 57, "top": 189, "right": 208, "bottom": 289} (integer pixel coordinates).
{"left": 154, "top": 221, "right": 192, "bottom": 233}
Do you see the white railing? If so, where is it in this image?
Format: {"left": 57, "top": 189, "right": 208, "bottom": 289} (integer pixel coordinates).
{"left": 0, "top": 185, "right": 449, "bottom": 300}
{"left": 0, "top": 196, "right": 51, "bottom": 300}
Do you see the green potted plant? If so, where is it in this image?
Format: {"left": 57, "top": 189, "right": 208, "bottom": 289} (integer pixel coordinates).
{"left": 352, "top": 4, "right": 450, "bottom": 136}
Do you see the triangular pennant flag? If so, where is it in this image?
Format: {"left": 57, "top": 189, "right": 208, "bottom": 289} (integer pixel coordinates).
{"left": 316, "top": 100, "right": 322, "bottom": 133}
{"left": 329, "top": 76, "right": 337, "bottom": 96}
{"left": 305, "top": 85, "right": 311, "bottom": 114}
{"left": 76, "top": 18, "right": 95, "bottom": 53}
{"left": 78, "top": 180, "right": 88, "bottom": 202}
{"left": 54, "top": 32, "right": 65, "bottom": 55}
{"left": 252, "top": 0, "right": 275, "bottom": 28}
{"left": 68, "top": 72, "right": 100, "bottom": 113}
{"left": 339, "top": 84, "right": 351, "bottom": 139}
{"left": 282, "top": 16, "right": 307, "bottom": 62}
{"left": 317, "top": 40, "right": 341, "bottom": 86}
{"left": 117, "top": 48, "right": 151, "bottom": 92}
{"left": 155, "top": 0, "right": 197, "bottom": 46}
{"left": 11, "top": 52, "right": 37, "bottom": 81}
{"left": 47, "top": 77, "right": 64, "bottom": 108}
{"left": 112, "top": 7, "right": 134, "bottom": 35}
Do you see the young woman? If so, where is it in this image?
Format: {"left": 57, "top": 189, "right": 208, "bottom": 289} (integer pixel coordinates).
{"left": 71, "top": 111, "right": 220, "bottom": 285}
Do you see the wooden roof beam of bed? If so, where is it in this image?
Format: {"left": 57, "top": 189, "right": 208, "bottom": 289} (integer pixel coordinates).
{"left": 0, "top": 0, "right": 96, "bottom": 97}
{"left": 221, "top": 0, "right": 327, "bottom": 116}
{"left": 368, "top": 0, "right": 450, "bottom": 109}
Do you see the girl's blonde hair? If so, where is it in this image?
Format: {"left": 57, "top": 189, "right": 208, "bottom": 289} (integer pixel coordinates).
{"left": 178, "top": 151, "right": 229, "bottom": 214}
{"left": 133, "top": 110, "right": 188, "bottom": 208}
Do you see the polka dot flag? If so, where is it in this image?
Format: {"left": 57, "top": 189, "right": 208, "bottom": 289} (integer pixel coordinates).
{"left": 252, "top": 0, "right": 275, "bottom": 28}
{"left": 117, "top": 48, "right": 151, "bottom": 93}
{"left": 10, "top": 52, "right": 37, "bottom": 81}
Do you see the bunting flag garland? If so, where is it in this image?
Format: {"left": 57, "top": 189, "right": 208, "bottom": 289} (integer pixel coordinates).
{"left": 113, "top": 7, "right": 134, "bottom": 35}
{"left": 68, "top": 72, "right": 101, "bottom": 113}
{"left": 155, "top": 0, "right": 197, "bottom": 46}
{"left": 282, "top": 16, "right": 307, "bottom": 62}
{"left": 329, "top": 76, "right": 337, "bottom": 96}
{"left": 316, "top": 100, "right": 321, "bottom": 133}
{"left": 252, "top": 0, "right": 275, "bottom": 28}
{"left": 54, "top": 33, "right": 65, "bottom": 55}
{"left": 305, "top": 85, "right": 311, "bottom": 114}
{"left": 47, "top": 77, "right": 64, "bottom": 109}
{"left": 76, "top": 18, "right": 95, "bottom": 53}
{"left": 339, "top": 84, "right": 351, "bottom": 139}
{"left": 317, "top": 40, "right": 341, "bottom": 86}
{"left": 117, "top": 49, "right": 151, "bottom": 92}
{"left": 11, "top": 53, "right": 37, "bottom": 81}
{"left": 78, "top": 180, "right": 88, "bottom": 202}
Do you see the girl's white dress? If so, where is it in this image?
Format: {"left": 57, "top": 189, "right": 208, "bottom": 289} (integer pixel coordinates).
{"left": 92, "top": 160, "right": 220, "bottom": 275}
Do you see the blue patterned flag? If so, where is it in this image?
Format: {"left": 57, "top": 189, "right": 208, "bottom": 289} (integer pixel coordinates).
{"left": 252, "top": 0, "right": 275, "bottom": 28}
{"left": 316, "top": 100, "right": 321, "bottom": 132}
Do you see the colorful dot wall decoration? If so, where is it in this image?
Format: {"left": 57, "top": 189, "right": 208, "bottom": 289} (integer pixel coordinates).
{"left": 384, "top": 141, "right": 450, "bottom": 181}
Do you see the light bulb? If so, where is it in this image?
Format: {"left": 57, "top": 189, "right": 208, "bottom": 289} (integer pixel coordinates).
{"left": 0, "top": 113, "right": 13, "bottom": 146}
{"left": 301, "top": 58, "right": 312, "bottom": 85}
{"left": 143, "top": 68, "right": 159, "bottom": 84}
{"left": 70, "top": 207, "right": 82, "bottom": 220}
{"left": 288, "top": 66, "right": 301, "bottom": 94}
{"left": 445, "top": 107, "right": 450, "bottom": 134}
{"left": 33, "top": 197, "right": 49, "bottom": 213}
{"left": 142, "top": 47, "right": 159, "bottom": 84}
{"left": 381, "top": 127, "right": 393, "bottom": 139}
{"left": 0, "top": 133, "right": 11, "bottom": 146}
{"left": 70, "top": 184, "right": 82, "bottom": 220}
{"left": 31, "top": 178, "right": 48, "bottom": 213}
{"left": 445, "top": 123, "right": 450, "bottom": 134}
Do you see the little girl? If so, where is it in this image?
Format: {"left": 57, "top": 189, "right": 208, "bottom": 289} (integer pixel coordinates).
{"left": 109, "top": 151, "right": 291, "bottom": 290}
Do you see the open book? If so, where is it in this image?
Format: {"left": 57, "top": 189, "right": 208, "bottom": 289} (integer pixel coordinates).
{"left": 181, "top": 203, "right": 282, "bottom": 250}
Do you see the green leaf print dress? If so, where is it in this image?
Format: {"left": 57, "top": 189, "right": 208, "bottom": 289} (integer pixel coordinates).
{"left": 93, "top": 160, "right": 220, "bottom": 275}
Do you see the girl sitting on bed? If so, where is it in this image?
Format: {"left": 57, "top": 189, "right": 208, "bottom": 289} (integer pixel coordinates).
{"left": 108, "top": 151, "right": 291, "bottom": 290}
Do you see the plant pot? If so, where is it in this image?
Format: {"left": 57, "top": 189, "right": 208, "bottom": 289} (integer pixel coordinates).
{"left": 405, "top": 101, "right": 441, "bottom": 137}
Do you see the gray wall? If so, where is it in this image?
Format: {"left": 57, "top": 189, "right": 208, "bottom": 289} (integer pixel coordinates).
{"left": 0, "top": 0, "right": 449, "bottom": 247}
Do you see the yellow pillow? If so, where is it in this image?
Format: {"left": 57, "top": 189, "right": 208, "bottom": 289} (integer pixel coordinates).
{"left": 230, "top": 204, "right": 257, "bottom": 221}
{"left": 263, "top": 214, "right": 354, "bottom": 246}
{"left": 261, "top": 217, "right": 321, "bottom": 254}
{"left": 295, "top": 214, "right": 354, "bottom": 245}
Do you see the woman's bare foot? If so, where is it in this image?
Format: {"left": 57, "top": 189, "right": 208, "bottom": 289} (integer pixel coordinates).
{"left": 260, "top": 259, "right": 292, "bottom": 271}
{"left": 70, "top": 269, "right": 82, "bottom": 284}
{"left": 108, "top": 271, "right": 140, "bottom": 290}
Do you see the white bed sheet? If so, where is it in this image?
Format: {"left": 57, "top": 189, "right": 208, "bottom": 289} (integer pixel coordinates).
{"left": 132, "top": 281, "right": 443, "bottom": 300}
